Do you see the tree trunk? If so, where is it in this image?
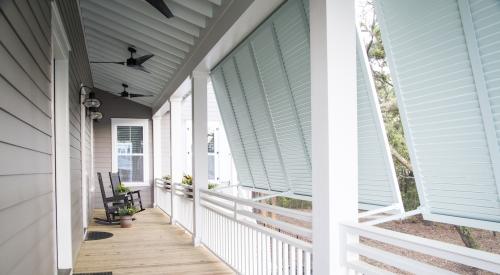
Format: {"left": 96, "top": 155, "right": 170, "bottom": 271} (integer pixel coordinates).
{"left": 390, "top": 146, "right": 413, "bottom": 172}
{"left": 455, "top": 226, "right": 480, "bottom": 249}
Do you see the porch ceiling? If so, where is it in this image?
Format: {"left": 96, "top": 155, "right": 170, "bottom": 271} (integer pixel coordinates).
{"left": 79, "top": 0, "right": 250, "bottom": 107}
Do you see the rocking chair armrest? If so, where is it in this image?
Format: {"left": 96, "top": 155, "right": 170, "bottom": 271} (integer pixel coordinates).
{"left": 128, "top": 190, "right": 141, "bottom": 196}
{"left": 103, "top": 194, "right": 128, "bottom": 203}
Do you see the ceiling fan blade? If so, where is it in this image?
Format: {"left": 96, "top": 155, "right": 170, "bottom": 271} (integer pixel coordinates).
{"left": 132, "top": 65, "right": 151, "bottom": 74}
{"left": 129, "top": 93, "right": 154, "bottom": 98}
{"left": 135, "top": 54, "right": 154, "bottom": 65}
{"left": 145, "top": 0, "right": 174, "bottom": 18}
{"left": 90, "top": 61, "right": 126, "bottom": 65}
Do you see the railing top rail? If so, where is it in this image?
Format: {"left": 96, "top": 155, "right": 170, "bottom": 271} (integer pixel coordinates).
{"left": 201, "top": 188, "right": 312, "bottom": 222}
{"left": 342, "top": 221, "right": 500, "bottom": 273}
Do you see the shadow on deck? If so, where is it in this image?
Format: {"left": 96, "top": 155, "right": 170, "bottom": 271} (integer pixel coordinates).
{"left": 74, "top": 208, "right": 234, "bottom": 275}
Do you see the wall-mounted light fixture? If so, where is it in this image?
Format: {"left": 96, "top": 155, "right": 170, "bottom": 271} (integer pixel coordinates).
{"left": 80, "top": 84, "right": 103, "bottom": 120}
{"left": 80, "top": 84, "right": 101, "bottom": 108}
{"left": 89, "top": 107, "right": 103, "bottom": 120}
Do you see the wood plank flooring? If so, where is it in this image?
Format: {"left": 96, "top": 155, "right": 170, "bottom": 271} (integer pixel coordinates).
{"left": 74, "top": 208, "right": 234, "bottom": 275}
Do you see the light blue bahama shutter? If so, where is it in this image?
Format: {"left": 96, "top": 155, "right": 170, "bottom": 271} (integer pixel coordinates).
{"left": 212, "top": 0, "right": 405, "bottom": 205}
{"left": 376, "top": 0, "right": 500, "bottom": 230}
{"left": 211, "top": 0, "right": 311, "bottom": 195}
{"left": 356, "top": 31, "right": 403, "bottom": 210}
{"left": 211, "top": 69, "right": 254, "bottom": 188}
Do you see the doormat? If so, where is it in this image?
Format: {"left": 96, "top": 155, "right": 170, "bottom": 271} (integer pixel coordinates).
{"left": 85, "top": 231, "right": 113, "bottom": 241}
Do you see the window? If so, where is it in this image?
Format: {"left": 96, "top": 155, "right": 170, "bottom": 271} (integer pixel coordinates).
{"left": 112, "top": 119, "right": 149, "bottom": 186}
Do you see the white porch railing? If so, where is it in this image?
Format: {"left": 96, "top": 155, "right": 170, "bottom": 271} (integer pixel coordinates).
{"left": 200, "top": 189, "right": 313, "bottom": 275}
{"left": 341, "top": 222, "right": 500, "bottom": 274}
{"left": 172, "top": 182, "right": 193, "bottom": 232}
{"left": 155, "top": 178, "right": 500, "bottom": 274}
{"left": 154, "top": 179, "right": 193, "bottom": 232}
{"left": 155, "top": 178, "right": 171, "bottom": 215}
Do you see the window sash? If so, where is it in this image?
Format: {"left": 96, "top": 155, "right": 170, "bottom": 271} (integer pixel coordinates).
{"left": 111, "top": 118, "right": 150, "bottom": 186}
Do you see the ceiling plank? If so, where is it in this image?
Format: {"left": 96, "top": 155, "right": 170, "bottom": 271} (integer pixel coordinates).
{"left": 170, "top": 0, "right": 214, "bottom": 18}
{"left": 84, "top": 28, "right": 182, "bottom": 66}
{"left": 118, "top": 0, "right": 200, "bottom": 37}
{"left": 81, "top": 8, "right": 187, "bottom": 58}
{"left": 84, "top": 0, "right": 193, "bottom": 50}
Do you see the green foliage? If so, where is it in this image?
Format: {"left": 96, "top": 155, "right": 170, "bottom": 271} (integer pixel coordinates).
{"left": 182, "top": 174, "right": 192, "bottom": 185}
{"left": 208, "top": 183, "right": 218, "bottom": 190}
{"left": 118, "top": 204, "right": 138, "bottom": 216}
{"left": 455, "top": 226, "right": 480, "bottom": 249}
{"left": 116, "top": 183, "right": 130, "bottom": 194}
{"left": 163, "top": 175, "right": 172, "bottom": 182}
{"left": 265, "top": 196, "right": 312, "bottom": 210}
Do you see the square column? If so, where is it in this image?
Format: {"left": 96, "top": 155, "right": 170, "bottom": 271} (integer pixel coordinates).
{"left": 153, "top": 115, "right": 162, "bottom": 207}
{"left": 310, "top": 0, "right": 357, "bottom": 273}
{"left": 170, "top": 98, "right": 183, "bottom": 224}
{"left": 191, "top": 71, "right": 209, "bottom": 246}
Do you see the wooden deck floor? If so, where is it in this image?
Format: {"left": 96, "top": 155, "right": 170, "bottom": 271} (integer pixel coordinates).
{"left": 74, "top": 208, "right": 234, "bottom": 275}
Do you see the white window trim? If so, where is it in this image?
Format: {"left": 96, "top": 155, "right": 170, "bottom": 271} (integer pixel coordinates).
{"left": 111, "top": 118, "right": 150, "bottom": 187}
{"left": 51, "top": 1, "right": 73, "bottom": 271}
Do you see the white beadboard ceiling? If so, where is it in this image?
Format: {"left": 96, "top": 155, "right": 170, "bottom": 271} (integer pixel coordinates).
{"left": 79, "top": 0, "right": 251, "bottom": 107}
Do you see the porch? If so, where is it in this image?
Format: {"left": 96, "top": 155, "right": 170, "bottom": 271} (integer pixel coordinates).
{"left": 1, "top": 0, "right": 500, "bottom": 274}
{"left": 74, "top": 208, "right": 233, "bottom": 274}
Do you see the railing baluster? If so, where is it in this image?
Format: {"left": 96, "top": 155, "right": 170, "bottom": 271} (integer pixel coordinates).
{"left": 304, "top": 251, "right": 311, "bottom": 275}
{"left": 290, "top": 246, "right": 296, "bottom": 275}
{"left": 278, "top": 240, "right": 283, "bottom": 275}
{"left": 272, "top": 237, "right": 277, "bottom": 275}
{"left": 283, "top": 242, "right": 289, "bottom": 275}
{"left": 297, "top": 248, "right": 303, "bottom": 275}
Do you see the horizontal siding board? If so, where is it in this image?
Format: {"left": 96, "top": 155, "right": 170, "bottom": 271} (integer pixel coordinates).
{"left": 0, "top": 192, "right": 53, "bottom": 246}
{"left": 0, "top": 44, "right": 51, "bottom": 116}
{"left": 0, "top": 174, "right": 52, "bottom": 211}
{"left": 0, "top": 211, "right": 53, "bottom": 274}
{"left": 14, "top": 0, "right": 50, "bottom": 60}
{"left": 0, "top": 110, "right": 51, "bottom": 154}
{"left": 0, "top": 77, "right": 51, "bottom": 135}
{"left": 0, "top": 143, "right": 51, "bottom": 175}
{"left": 0, "top": 1, "right": 50, "bottom": 82}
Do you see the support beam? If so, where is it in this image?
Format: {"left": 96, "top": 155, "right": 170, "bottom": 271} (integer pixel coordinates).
{"left": 191, "top": 70, "right": 209, "bottom": 246}
{"left": 310, "top": 0, "right": 357, "bottom": 273}
{"left": 170, "top": 97, "right": 183, "bottom": 225}
{"left": 153, "top": 115, "right": 163, "bottom": 207}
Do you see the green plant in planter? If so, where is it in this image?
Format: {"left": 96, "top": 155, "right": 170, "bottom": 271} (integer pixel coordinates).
{"left": 116, "top": 183, "right": 130, "bottom": 194}
{"left": 118, "top": 205, "right": 138, "bottom": 217}
{"left": 208, "top": 183, "right": 218, "bottom": 190}
{"left": 182, "top": 174, "right": 192, "bottom": 185}
{"left": 163, "top": 175, "right": 172, "bottom": 183}
{"left": 119, "top": 204, "right": 138, "bottom": 228}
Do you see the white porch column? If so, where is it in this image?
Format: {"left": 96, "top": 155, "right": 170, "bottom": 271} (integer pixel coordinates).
{"left": 191, "top": 70, "right": 209, "bottom": 246}
{"left": 170, "top": 98, "right": 183, "bottom": 224}
{"left": 310, "top": 0, "right": 357, "bottom": 273}
{"left": 153, "top": 115, "right": 162, "bottom": 207}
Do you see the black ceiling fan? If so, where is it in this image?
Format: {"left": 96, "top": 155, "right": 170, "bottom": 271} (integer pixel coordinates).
{"left": 145, "top": 0, "right": 174, "bottom": 19}
{"left": 90, "top": 47, "right": 153, "bottom": 73}
{"left": 115, "top": 84, "right": 154, "bottom": 98}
